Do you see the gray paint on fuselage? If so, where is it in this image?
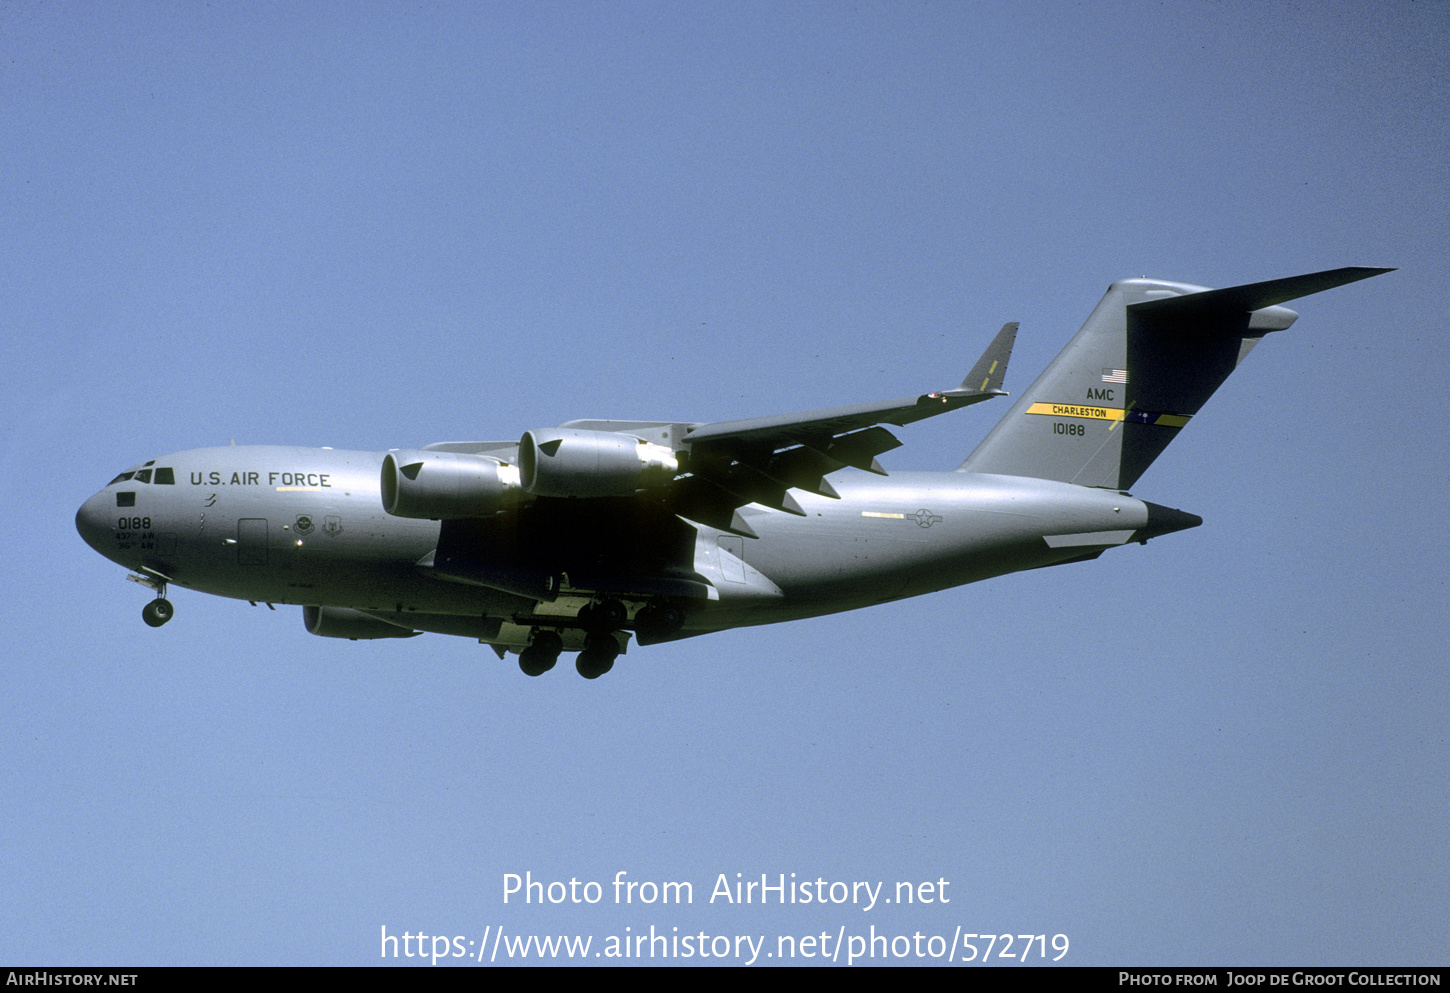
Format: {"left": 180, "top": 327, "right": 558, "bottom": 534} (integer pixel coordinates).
{"left": 78, "top": 444, "right": 1147, "bottom": 636}
{"left": 76, "top": 446, "right": 526, "bottom": 616}
{"left": 689, "top": 471, "right": 1147, "bottom": 630}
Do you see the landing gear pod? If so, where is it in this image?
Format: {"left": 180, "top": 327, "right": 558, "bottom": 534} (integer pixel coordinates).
{"left": 303, "top": 605, "right": 420, "bottom": 640}
{"left": 518, "top": 428, "right": 678, "bottom": 498}
{"left": 380, "top": 450, "right": 522, "bottom": 520}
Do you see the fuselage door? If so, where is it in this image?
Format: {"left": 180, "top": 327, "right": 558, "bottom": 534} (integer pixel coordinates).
{"left": 237, "top": 518, "right": 268, "bottom": 565}
{"left": 717, "top": 536, "right": 746, "bottom": 584}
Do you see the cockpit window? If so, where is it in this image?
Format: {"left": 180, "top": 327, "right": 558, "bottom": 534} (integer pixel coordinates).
{"left": 116, "top": 492, "right": 136, "bottom": 507}
{"left": 108, "top": 465, "right": 173, "bottom": 485}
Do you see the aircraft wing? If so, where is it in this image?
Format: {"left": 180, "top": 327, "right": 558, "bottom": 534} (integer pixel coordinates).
{"left": 673, "top": 322, "right": 1017, "bottom": 536}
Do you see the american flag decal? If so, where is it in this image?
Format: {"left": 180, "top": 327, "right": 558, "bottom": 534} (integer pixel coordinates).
{"left": 1101, "top": 368, "right": 1128, "bottom": 384}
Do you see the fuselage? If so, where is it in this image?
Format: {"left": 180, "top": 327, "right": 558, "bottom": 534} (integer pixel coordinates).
{"left": 76, "top": 444, "right": 1170, "bottom": 644}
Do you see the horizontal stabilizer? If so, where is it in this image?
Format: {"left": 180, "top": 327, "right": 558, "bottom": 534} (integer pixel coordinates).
{"left": 1128, "top": 267, "right": 1394, "bottom": 319}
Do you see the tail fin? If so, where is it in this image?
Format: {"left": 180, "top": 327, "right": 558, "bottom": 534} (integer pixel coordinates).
{"left": 957, "top": 267, "right": 1392, "bottom": 489}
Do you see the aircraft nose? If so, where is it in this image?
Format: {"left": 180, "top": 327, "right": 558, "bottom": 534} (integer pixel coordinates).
{"left": 75, "top": 491, "right": 113, "bottom": 556}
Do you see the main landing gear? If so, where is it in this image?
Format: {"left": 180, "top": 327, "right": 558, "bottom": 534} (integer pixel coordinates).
{"left": 571, "top": 597, "right": 623, "bottom": 679}
{"left": 518, "top": 630, "right": 563, "bottom": 677}
{"left": 516, "top": 597, "right": 682, "bottom": 679}
{"left": 517, "top": 628, "right": 620, "bottom": 679}
{"left": 575, "top": 631, "right": 619, "bottom": 680}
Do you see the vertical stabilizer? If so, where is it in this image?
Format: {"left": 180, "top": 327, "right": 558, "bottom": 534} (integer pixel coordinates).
{"left": 957, "top": 267, "right": 1391, "bottom": 489}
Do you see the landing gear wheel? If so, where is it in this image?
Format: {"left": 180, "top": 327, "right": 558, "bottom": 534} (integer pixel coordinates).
{"left": 518, "top": 649, "right": 556, "bottom": 677}
{"left": 575, "top": 632, "right": 619, "bottom": 679}
{"left": 634, "top": 602, "right": 684, "bottom": 640}
{"left": 575, "top": 651, "right": 615, "bottom": 679}
{"left": 142, "top": 598, "right": 174, "bottom": 628}
{"left": 582, "top": 598, "right": 628, "bottom": 630}
{"left": 518, "top": 630, "right": 563, "bottom": 677}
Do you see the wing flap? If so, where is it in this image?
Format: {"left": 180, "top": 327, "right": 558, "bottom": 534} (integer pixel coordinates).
{"left": 669, "top": 477, "right": 762, "bottom": 538}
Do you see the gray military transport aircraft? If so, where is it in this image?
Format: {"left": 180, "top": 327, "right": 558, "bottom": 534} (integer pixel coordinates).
{"left": 77, "top": 267, "right": 1389, "bottom": 678}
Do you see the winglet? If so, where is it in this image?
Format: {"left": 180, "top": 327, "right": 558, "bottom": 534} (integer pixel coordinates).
{"left": 929, "top": 321, "right": 1017, "bottom": 400}
{"left": 958, "top": 321, "right": 1018, "bottom": 394}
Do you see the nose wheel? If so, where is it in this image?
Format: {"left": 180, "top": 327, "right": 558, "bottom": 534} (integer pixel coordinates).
{"left": 127, "top": 572, "right": 174, "bottom": 628}
{"left": 142, "top": 597, "right": 174, "bottom": 628}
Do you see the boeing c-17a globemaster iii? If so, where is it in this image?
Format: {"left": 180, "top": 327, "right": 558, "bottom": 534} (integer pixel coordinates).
{"left": 76, "top": 267, "right": 1390, "bottom": 678}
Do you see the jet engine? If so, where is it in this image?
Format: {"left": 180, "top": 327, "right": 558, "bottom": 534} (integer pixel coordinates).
{"left": 518, "top": 428, "right": 679, "bottom": 498}
{"left": 380, "top": 450, "right": 522, "bottom": 519}
{"left": 303, "top": 605, "right": 420, "bottom": 640}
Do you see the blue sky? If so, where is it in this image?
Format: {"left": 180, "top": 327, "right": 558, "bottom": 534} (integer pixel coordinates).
{"left": 3, "top": 0, "right": 1445, "bottom": 966}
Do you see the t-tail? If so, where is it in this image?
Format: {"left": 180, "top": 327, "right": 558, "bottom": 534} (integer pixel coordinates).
{"left": 958, "top": 267, "right": 1393, "bottom": 490}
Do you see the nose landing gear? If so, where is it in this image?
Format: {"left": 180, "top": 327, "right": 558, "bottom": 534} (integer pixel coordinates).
{"left": 142, "top": 597, "right": 174, "bottom": 628}
{"left": 127, "top": 571, "right": 173, "bottom": 628}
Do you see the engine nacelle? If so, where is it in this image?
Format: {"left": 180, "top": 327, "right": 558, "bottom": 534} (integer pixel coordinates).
{"left": 518, "top": 428, "right": 679, "bottom": 498}
{"left": 380, "top": 450, "right": 522, "bottom": 519}
{"left": 303, "top": 605, "right": 420, "bottom": 640}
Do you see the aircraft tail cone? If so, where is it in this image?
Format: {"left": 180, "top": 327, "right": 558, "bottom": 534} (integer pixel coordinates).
{"left": 1136, "top": 501, "right": 1203, "bottom": 542}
